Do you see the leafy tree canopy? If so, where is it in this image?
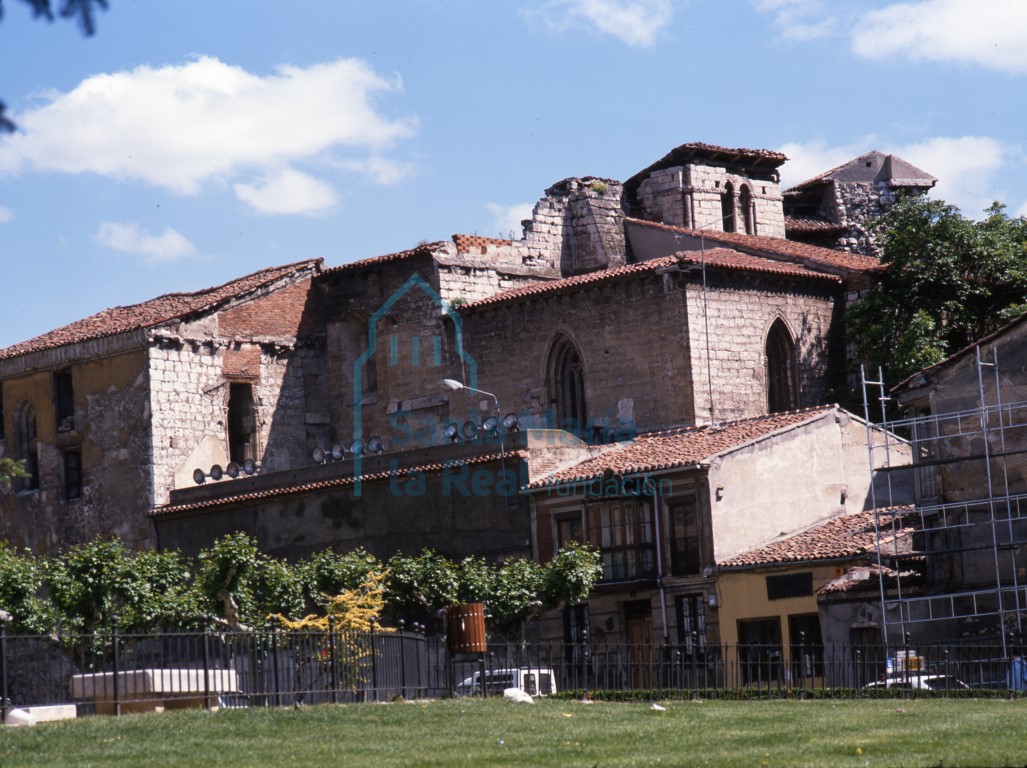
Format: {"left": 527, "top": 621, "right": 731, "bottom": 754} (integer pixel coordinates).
{"left": 847, "top": 196, "right": 1027, "bottom": 394}
{"left": 0, "top": 0, "right": 109, "bottom": 132}
{"left": 0, "top": 457, "right": 29, "bottom": 493}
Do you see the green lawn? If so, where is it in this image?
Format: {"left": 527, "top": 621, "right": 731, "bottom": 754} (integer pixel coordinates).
{"left": 2, "top": 698, "right": 1026, "bottom": 767}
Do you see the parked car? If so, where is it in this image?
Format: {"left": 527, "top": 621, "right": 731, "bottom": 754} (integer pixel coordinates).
{"left": 455, "top": 667, "right": 557, "bottom": 696}
{"left": 864, "top": 674, "right": 969, "bottom": 691}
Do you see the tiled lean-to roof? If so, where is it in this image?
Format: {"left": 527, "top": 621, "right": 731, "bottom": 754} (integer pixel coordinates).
{"left": 0, "top": 259, "right": 322, "bottom": 361}
{"left": 152, "top": 450, "right": 526, "bottom": 518}
{"left": 321, "top": 241, "right": 446, "bottom": 275}
{"left": 525, "top": 406, "right": 837, "bottom": 491}
{"left": 625, "top": 218, "right": 882, "bottom": 275}
{"left": 717, "top": 506, "right": 918, "bottom": 569}
{"left": 461, "top": 249, "right": 840, "bottom": 312}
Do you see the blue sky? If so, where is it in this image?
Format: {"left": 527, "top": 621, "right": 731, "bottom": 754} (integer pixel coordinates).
{"left": 1, "top": 0, "right": 1025, "bottom": 349}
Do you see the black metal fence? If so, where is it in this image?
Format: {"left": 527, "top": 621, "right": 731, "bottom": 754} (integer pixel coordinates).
{"left": 2, "top": 622, "right": 1025, "bottom": 719}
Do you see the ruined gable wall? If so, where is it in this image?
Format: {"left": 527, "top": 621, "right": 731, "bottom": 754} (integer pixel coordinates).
{"left": 149, "top": 277, "right": 326, "bottom": 506}
{"left": 683, "top": 273, "right": 839, "bottom": 424}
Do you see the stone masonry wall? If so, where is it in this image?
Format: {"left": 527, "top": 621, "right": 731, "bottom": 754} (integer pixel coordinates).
{"left": 684, "top": 272, "right": 839, "bottom": 424}
{"left": 636, "top": 163, "right": 785, "bottom": 239}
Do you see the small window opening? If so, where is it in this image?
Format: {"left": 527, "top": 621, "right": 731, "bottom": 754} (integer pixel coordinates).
{"left": 228, "top": 383, "right": 257, "bottom": 463}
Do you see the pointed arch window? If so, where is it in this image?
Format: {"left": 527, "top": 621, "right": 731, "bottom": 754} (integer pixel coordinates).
{"left": 721, "top": 181, "right": 736, "bottom": 232}
{"left": 548, "top": 336, "right": 587, "bottom": 432}
{"left": 766, "top": 319, "right": 798, "bottom": 413}
{"left": 739, "top": 184, "right": 754, "bottom": 235}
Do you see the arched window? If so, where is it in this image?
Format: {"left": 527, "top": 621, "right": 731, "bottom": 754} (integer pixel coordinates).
{"left": 548, "top": 336, "right": 587, "bottom": 433}
{"left": 13, "top": 400, "right": 39, "bottom": 490}
{"left": 721, "top": 181, "right": 736, "bottom": 233}
{"left": 765, "top": 319, "right": 798, "bottom": 413}
{"left": 739, "top": 184, "right": 753, "bottom": 235}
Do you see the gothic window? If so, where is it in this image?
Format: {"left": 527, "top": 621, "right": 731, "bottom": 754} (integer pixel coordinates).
{"left": 738, "top": 184, "right": 754, "bottom": 235}
{"left": 721, "top": 181, "right": 736, "bottom": 232}
{"left": 14, "top": 401, "right": 38, "bottom": 491}
{"left": 227, "top": 383, "right": 257, "bottom": 464}
{"left": 53, "top": 369, "right": 75, "bottom": 431}
{"left": 765, "top": 318, "right": 798, "bottom": 413}
{"left": 547, "top": 335, "right": 587, "bottom": 433}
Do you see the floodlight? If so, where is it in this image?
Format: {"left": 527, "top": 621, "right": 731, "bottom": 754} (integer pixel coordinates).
{"left": 368, "top": 436, "right": 384, "bottom": 454}
{"left": 444, "top": 423, "right": 460, "bottom": 442}
{"left": 349, "top": 439, "right": 364, "bottom": 456}
{"left": 242, "top": 459, "right": 257, "bottom": 475}
{"left": 462, "top": 420, "right": 479, "bottom": 439}
{"left": 330, "top": 442, "right": 346, "bottom": 461}
{"left": 210, "top": 464, "right": 223, "bottom": 481}
{"left": 483, "top": 416, "right": 500, "bottom": 434}
{"left": 312, "top": 446, "right": 326, "bottom": 464}
{"left": 226, "top": 462, "right": 240, "bottom": 478}
{"left": 502, "top": 412, "right": 520, "bottom": 431}
{"left": 193, "top": 468, "right": 206, "bottom": 485}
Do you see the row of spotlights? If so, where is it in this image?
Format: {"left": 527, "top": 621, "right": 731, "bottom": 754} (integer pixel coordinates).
{"left": 311, "top": 436, "right": 385, "bottom": 464}
{"left": 444, "top": 413, "right": 520, "bottom": 443}
{"left": 193, "top": 459, "right": 258, "bottom": 484}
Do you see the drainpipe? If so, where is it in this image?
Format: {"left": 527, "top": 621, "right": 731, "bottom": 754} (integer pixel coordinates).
{"left": 642, "top": 475, "right": 670, "bottom": 643}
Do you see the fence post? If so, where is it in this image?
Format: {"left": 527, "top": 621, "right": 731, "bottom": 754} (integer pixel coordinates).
{"left": 271, "top": 625, "right": 281, "bottom": 708}
{"left": 202, "top": 615, "right": 212, "bottom": 710}
{"left": 398, "top": 620, "right": 408, "bottom": 701}
{"left": 111, "top": 614, "right": 121, "bottom": 717}
{"left": 799, "top": 631, "right": 807, "bottom": 699}
{"left": 327, "top": 616, "right": 338, "bottom": 704}
{"left": 0, "top": 612, "right": 9, "bottom": 724}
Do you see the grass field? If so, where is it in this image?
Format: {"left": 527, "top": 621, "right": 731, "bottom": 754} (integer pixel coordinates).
{"left": 2, "top": 697, "right": 1027, "bottom": 767}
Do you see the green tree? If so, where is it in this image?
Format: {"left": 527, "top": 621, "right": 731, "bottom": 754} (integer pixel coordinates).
{"left": 195, "top": 532, "right": 304, "bottom": 630}
{"left": 299, "top": 548, "right": 382, "bottom": 611}
{"left": 0, "top": 457, "right": 29, "bottom": 493}
{"left": 0, "top": 541, "right": 52, "bottom": 633}
{"left": 44, "top": 538, "right": 196, "bottom": 634}
{"left": 847, "top": 196, "right": 1027, "bottom": 393}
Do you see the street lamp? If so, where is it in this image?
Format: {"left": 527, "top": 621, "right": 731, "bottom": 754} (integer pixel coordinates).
{"left": 440, "top": 378, "right": 514, "bottom": 503}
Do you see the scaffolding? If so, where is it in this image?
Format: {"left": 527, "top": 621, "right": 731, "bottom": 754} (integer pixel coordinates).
{"left": 862, "top": 347, "right": 1027, "bottom": 657}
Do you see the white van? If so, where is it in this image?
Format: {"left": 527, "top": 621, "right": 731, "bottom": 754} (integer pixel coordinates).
{"left": 864, "top": 674, "right": 968, "bottom": 691}
{"left": 456, "top": 667, "right": 557, "bottom": 696}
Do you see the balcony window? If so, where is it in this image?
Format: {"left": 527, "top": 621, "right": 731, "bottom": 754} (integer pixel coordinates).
{"left": 586, "top": 499, "right": 654, "bottom": 582}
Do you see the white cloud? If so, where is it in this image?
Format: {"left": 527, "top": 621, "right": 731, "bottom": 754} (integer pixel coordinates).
{"left": 0, "top": 205, "right": 12, "bottom": 223}
{"left": 530, "top": 0, "right": 673, "bottom": 48}
{"left": 486, "top": 202, "right": 535, "bottom": 238}
{"left": 0, "top": 56, "right": 418, "bottom": 215}
{"left": 779, "top": 135, "right": 1014, "bottom": 218}
{"left": 754, "top": 0, "right": 837, "bottom": 41}
{"left": 234, "top": 168, "right": 337, "bottom": 216}
{"left": 331, "top": 155, "right": 417, "bottom": 186}
{"left": 95, "top": 222, "right": 198, "bottom": 263}
{"left": 851, "top": 0, "right": 1027, "bottom": 74}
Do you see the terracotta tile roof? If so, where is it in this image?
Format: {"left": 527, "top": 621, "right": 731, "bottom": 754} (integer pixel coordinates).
{"left": 784, "top": 215, "right": 849, "bottom": 234}
{"left": 816, "top": 563, "right": 910, "bottom": 596}
{"left": 624, "top": 217, "right": 882, "bottom": 275}
{"left": 0, "top": 259, "right": 322, "bottom": 361}
{"left": 525, "top": 406, "right": 838, "bottom": 490}
{"left": 320, "top": 241, "right": 446, "bottom": 275}
{"left": 452, "top": 234, "right": 513, "bottom": 254}
{"left": 718, "top": 505, "right": 917, "bottom": 568}
{"left": 460, "top": 249, "right": 840, "bottom": 313}
{"left": 625, "top": 142, "right": 788, "bottom": 196}
{"left": 151, "top": 449, "right": 526, "bottom": 518}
